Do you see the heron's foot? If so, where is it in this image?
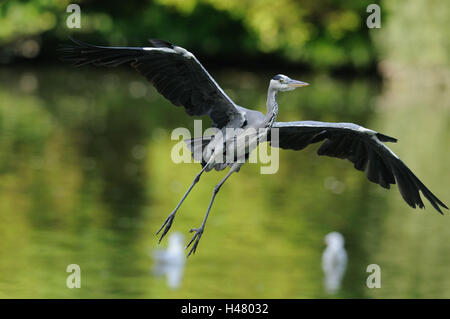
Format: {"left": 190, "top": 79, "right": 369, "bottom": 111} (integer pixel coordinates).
{"left": 186, "top": 226, "right": 204, "bottom": 257}
{"left": 156, "top": 212, "right": 176, "bottom": 243}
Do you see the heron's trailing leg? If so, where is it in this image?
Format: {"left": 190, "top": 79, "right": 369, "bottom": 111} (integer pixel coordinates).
{"left": 156, "top": 165, "right": 207, "bottom": 243}
{"left": 186, "top": 164, "right": 240, "bottom": 257}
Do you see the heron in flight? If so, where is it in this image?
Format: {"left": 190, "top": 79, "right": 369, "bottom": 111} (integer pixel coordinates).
{"left": 62, "top": 38, "right": 447, "bottom": 256}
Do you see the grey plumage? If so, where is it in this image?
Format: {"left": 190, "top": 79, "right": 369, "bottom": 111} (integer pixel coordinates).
{"left": 61, "top": 38, "right": 448, "bottom": 256}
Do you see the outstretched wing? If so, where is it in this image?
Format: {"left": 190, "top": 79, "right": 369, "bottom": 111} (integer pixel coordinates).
{"left": 271, "top": 121, "right": 447, "bottom": 214}
{"left": 60, "top": 38, "right": 245, "bottom": 129}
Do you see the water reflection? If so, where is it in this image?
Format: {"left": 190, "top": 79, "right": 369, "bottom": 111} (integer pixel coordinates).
{"left": 0, "top": 67, "right": 448, "bottom": 298}
{"left": 322, "top": 232, "right": 347, "bottom": 294}
{"left": 152, "top": 232, "right": 186, "bottom": 290}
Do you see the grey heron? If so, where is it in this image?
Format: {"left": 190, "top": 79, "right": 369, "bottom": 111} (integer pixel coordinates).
{"left": 61, "top": 38, "right": 448, "bottom": 257}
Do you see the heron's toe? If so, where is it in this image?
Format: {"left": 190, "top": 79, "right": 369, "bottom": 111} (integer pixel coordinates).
{"left": 186, "top": 227, "right": 204, "bottom": 257}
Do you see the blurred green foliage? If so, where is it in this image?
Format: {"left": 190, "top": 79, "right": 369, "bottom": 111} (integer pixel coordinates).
{"left": 0, "top": 0, "right": 379, "bottom": 70}
{"left": 378, "top": 0, "right": 450, "bottom": 68}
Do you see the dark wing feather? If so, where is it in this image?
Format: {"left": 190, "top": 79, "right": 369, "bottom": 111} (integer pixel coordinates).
{"left": 60, "top": 37, "right": 245, "bottom": 129}
{"left": 271, "top": 121, "right": 448, "bottom": 214}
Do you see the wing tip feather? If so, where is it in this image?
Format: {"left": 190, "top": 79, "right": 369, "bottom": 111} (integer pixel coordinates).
{"left": 376, "top": 132, "right": 397, "bottom": 143}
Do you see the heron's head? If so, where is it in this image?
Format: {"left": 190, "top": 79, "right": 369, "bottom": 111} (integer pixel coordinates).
{"left": 270, "top": 74, "right": 309, "bottom": 92}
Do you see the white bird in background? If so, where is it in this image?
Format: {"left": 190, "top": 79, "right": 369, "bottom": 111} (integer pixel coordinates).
{"left": 322, "top": 232, "right": 347, "bottom": 294}
{"left": 152, "top": 232, "right": 186, "bottom": 289}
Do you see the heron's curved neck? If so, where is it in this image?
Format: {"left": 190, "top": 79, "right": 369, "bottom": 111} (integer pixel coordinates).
{"left": 265, "top": 86, "right": 278, "bottom": 127}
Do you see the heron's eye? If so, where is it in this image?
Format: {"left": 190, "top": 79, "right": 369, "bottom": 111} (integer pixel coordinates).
{"left": 279, "top": 79, "right": 285, "bottom": 83}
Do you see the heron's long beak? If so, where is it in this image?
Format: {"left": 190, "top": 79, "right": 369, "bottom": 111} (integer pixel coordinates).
{"left": 288, "top": 79, "right": 309, "bottom": 87}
